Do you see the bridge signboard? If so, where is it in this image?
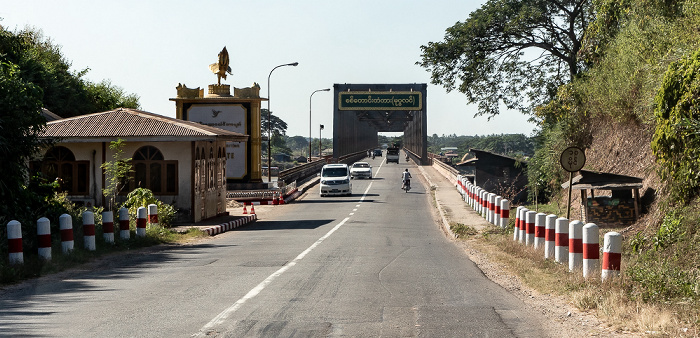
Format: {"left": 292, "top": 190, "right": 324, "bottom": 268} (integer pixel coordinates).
{"left": 338, "top": 91, "right": 422, "bottom": 110}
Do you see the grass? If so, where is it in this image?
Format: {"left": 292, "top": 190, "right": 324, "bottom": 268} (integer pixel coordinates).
{"left": 0, "top": 225, "right": 208, "bottom": 285}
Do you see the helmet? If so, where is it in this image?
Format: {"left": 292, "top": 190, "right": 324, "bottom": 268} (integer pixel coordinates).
{"left": 405, "top": 169, "right": 409, "bottom": 172}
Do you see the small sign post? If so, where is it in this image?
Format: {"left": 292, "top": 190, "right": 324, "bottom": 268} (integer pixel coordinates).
{"left": 560, "top": 147, "right": 586, "bottom": 219}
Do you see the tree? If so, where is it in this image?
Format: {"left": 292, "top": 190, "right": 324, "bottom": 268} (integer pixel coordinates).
{"left": 260, "top": 109, "right": 288, "bottom": 138}
{"left": 418, "top": 0, "right": 591, "bottom": 118}
{"left": 101, "top": 139, "right": 132, "bottom": 211}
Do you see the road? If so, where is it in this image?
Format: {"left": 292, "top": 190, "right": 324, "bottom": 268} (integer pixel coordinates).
{"left": 0, "top": 156, "right": 548, "bottom": 337}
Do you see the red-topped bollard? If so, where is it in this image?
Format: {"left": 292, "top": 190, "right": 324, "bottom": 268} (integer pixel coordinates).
{"left": 555, "top": 217, "right": 569, "bottom": 264}
{"left": 7, "top": 220, "right": 23, "bottom": 264}
{"left": 499, "top": 199, "right": 510, "bottom": 228}
{"left": 148, "top": 204, "right": 158, "bottom": 227}
{"left": 82, "top": 211, "right": 96, "bottom": 251}
{"left": 583, "top": 223, "right": 600, "bottom": 278}
{"left": 544, "top": 214, "right": 557, "bottom": 259}
{"left": 602, "top": 232, "right": 622, "bottom": 281}
{"left": 59, "top": 214, "right": 74, "bottom": 253}
{"left": 136, "top": 207, "right": 147, "bottom": 237}
{"left": 569, "top": 220, "right": 584, "bottom": 271}
{"left": 37, "top": 217, "right": 52, "bottom": 260}
{"left": 102, "top": 211, "right": 114, "bottom": 244}
{"left": 119, "top": 207, "right": 130, "bottom": 240}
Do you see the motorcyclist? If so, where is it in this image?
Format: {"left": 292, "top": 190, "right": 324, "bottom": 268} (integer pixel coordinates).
{"left": 401, "top": 169, "right": 412, "bottom": 189}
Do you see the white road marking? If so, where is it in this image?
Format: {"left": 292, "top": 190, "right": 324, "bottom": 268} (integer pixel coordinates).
{"left": 194, "top": 182, "right": 374, "bottom": 337}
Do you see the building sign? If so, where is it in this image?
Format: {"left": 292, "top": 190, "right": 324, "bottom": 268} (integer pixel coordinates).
{"left": 187, "top": 104, "right": 247, "bottom": 179}
{"left": 338, "top": 91, "right": 422, "bottom": 110}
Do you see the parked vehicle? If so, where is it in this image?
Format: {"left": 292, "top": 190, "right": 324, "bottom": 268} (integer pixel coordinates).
{"left": 350, "top": 162, "right": 372, "bottom": 179}
{"left": 386, "top": 148, "right": 400, "bottom": 163}
{"left": 319, "top": 164, "right": 352, "bottom": 197}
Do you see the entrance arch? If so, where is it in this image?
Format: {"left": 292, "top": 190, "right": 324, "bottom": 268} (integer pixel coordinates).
{"left": 332, "top": 83, "right": 428, "bottom": 164}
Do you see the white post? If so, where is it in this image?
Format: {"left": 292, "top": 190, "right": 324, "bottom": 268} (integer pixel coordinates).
{"left": 525, "top": 211, "right": 536, "bottom": 246}
{"left": 82, "top": 211, "right": 96, "bottom": 251}
{"left": 148, "top": 204, "right": 158, "bottom": 227}
{"left": 499, "top": 199, "right": 510, "bottom": 228}
{"left": 569, "top": 220, "right": 584, "bottom": 272}
{"left": 59, "top": 214, "right": 74, "bottom": 253}
{"left": 136, "top": 207, "right": 147, "bottom": 237}
{"left": 555, "top": 217, "right": 569, "bottom": 264}
{"left": 544, "top": 214, "right": 557, "bottom": 259}
{"left": 7, "top": 220, "right": 23, "bottom": 264}
{"left": 519, "top": 208, "right": 529, "bottom": 244}
{"left": 602, "top": 232, "right": 622, "bottom": 281}
{"left": 102, "top": 211, "right": 114, "bottom": 244}
{"left": 582, "top": 223, "right": 600, "bottom": 279}
{"left": 514, "top": 206, "right": 523, "bottom": 241}
{"left": 534, "top": 213, "right": 546, "bottom": 249}
{"left": 37, "top": 217, "right": 52, "bottom": 260}
{"left": 486, "top": 193, "right": 494, "bottom": 223}
{"left": 119, "top": 207, "right": 130, "bottom": 240}
{"left": 494, "top": 196, "right": 502, "bottom": 226}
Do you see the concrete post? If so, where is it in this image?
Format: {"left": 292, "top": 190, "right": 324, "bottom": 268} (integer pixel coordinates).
{"left": 499, "top": 199, "right": 510, "bottom": 228}
{"left": 494, "top": 196, "right": 502, "bottom": 226}
{"left": 136, "top": 207, "right": 147, "bottom": 237}
{"left": 519, "top": 208, "right": 529, "bottom": 244}
{"left": 569, "top": 220, "right": 584, "bottom": 271}
{"left": 148, "top": 204, "right": 158, "bottom": 227}
{"left": 37, "top": 217, "right": 52, "bottom": 260}
{"left": 544, "top": 214, "right": 557, "bottom": 260}
{"left": 119, "top": 207, "right": 130, "bottom": 240}
{"left": 59, "top": 214, "right": 74, "bottom": 253}
{"left": 102, "top": 211, "right": 114, "bottom": 244}
{"left": 534, "top": 213, "right": 546, "bottom": 249}
{"left": 514, "top": 206, "right": 523, "bottom": 241}
{"left": 602, "top": 232, "right": 622, "bottom": 281}
{"left": 555, "top": 217, "right": 569, "bottom": 264}
{"left": 82, "top": 211, "right": 96, "bottom": 251}
{"left": 525, "top": 211, "right": 536, "bottom": 246}
{"left": 583, "top": 223, "right": 600, "bottom": 279}
{"left": 7, "top": 220, "right": 23, "bottom": 264}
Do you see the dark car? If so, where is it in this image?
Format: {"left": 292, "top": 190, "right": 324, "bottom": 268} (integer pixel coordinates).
{"left": 373, "top": 149, "right": 382, "bottom": 157}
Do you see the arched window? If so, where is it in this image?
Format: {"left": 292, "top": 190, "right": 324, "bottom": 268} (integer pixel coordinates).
{"left": 209, "top": 147, "right": 215, "bottom": 190}
{"left": 38, "top": 146, "right": 89, "bottom": 195}
{"left": 131, "top": 146, "right": 178, "bottom": 195}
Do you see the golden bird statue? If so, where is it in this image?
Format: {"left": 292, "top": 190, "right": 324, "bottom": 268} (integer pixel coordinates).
{"left": 209, "top": 46, "right": 233, "bottom": 85}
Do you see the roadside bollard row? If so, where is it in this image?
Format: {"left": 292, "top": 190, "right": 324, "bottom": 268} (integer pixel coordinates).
{"left": 5, "top": 204, "right": 159, "bottom": 265}
{"left": 455, "top": 175, "right": 622, "bottom": 281}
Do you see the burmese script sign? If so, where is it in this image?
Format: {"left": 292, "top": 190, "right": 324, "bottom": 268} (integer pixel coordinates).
{"left": 338, "top": 91, "right": 422, "bottom": 110}
{"left": 187, "top": 104, "right": 247, "bottom": 179}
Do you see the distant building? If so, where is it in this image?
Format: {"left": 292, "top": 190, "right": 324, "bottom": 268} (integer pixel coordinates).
{"left": 34, "top": 108, "right": 248, "bottom": 222}
{"left": 457, "top": 149, "right": 528, "bottom": 203}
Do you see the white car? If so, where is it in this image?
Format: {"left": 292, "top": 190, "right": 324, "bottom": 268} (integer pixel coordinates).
{"left": 319, "top": 164, "right": 352, "bottom": 197}
{"left": 350, "top": 162, "right": 372, "bottom": 179}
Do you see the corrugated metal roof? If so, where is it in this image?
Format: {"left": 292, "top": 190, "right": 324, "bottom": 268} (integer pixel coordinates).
{"left": 40, "top": 108, "right": 248, "bottom": 140}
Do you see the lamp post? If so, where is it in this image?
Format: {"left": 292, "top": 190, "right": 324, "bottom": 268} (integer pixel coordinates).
{"left": 309, "top": 88, "right": 330, "bottom": 162}
{"left": 267, "top": 62, "right": 298, "bottom": 183}
{"left": 319, "top": 124, "right": 324, "bottom": 158}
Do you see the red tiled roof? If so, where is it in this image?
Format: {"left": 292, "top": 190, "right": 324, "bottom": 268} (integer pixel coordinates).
{"left": 40, "top": 108, "right": 248, "bottom": 141}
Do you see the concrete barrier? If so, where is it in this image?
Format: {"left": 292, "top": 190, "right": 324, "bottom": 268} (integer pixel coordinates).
{"left": 102, "top": 211, "right": 114, "bottom": 244}
{"left": 82, "top": 211, "right": 96, "bottom": 251}
{"left": 148, "top": 204, "right": 158, "bottom": 227}
{"left": 119, "top": 207, "right": 130, "bottom": 240}
{"left": 534, "top": 213, "right": 546, "bottom": 249}
{"left": 59, "top": 214, "right": 74, "bottom": 253}
{"left": 555, "top": 217, "right": 569, "bottom": 264}
{"left": 544, "top": 214, "right": 557, "bottom": 259}
{"left": 602, "top": 232, "right": 622, "bottom": 281}
{"left": 7, "top": 220, "right": 23, "bottom": 264}
{"left": 494, "top": 196, "right": 502, "bottom": 226}
{"left": 519, "top": 208, "right": 528, "bottom": 244}
{"left": 525, "top": 211, "right": 536, "bottom": 246}
{"left": 569, "top": 220, "right": 584, "bottom": 271}
{"left": 514, "top": 206, "right": 523, "bottom": 241}
{"left": 487, "top": 193, "right": 495, "bottom": 224}
{"left": 499, "top": 200, "right": 510, "bottom": 228}
{"left": 37, "top": 217, "right": 51, "bottom": 260}
{"left": 136, "top": 207, "right": 147, "bottom": 237}
{"left": 583, "top": 223, "right": 599, "bottom": 278}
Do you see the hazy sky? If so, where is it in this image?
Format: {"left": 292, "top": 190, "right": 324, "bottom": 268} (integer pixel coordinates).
{"left": 1, "top": 0, "right": 538, "bottom": 138}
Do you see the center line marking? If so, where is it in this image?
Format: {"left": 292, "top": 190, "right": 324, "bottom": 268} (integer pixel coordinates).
{"left": 195, "top": 182, "right": 374, "bottom": 337}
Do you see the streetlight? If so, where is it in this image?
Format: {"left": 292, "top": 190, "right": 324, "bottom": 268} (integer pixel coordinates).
{"left": 319, "top": 124, "right": 324, "bottom": 158}
{"left": 267, "top": 62, "right": 298, "bottom": 183}
{"left": 309, "top": 88, "right": 330, "bottom": 162}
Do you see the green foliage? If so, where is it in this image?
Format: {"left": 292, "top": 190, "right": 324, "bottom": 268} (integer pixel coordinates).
{"left": 418, "top": 0, "right": 591, "bottom": 117}
{"left": 121, "top": 188, "right": 177, "bottom": 227}
{"left": 427, "top": 133, "right": 535, "bottom": 160}
{"left": 101, "top": 139, "right": 132, "bottom": 211}
{"left": 652, "top": 48, "right": 700, "bottom": 204}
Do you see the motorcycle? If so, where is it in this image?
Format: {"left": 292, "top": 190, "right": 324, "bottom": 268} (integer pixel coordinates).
{"left": 402, "top": 179, "right": 411, "bottom": 192}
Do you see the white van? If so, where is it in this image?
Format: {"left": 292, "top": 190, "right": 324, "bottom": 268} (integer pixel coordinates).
{"left": 319, "top": 163, "right": 352, "bottom": 197}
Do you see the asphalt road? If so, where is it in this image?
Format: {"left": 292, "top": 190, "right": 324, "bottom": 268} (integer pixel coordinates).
{"left": 0, "top": 156, "right": 548, "bottom": 337}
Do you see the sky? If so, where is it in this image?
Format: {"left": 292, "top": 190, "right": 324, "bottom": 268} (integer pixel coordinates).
{"left": 1, "top": 0, "right": 538, "bottom": 139}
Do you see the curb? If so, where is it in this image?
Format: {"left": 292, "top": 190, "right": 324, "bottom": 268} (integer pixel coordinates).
{"left": 201, "top": 214, "right": 258, "bottom": 236}
{"left": 417, "top": 166, "right": 458, "bottom": 239}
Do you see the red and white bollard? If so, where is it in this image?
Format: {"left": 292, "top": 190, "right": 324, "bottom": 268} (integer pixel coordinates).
{"left": 534, "top": 213, "right": 546, "bottom": 249}
{"left": 7, "top": 220, "right": 23, "bottom": 264}
{"left": 37, "top": 217, "right": 52, "bottom": 260}
{"left": 514, "top": 206, "right": 523, "bottom": 241}
{"left": 555, "top": 217, "right": 569, "bottom": 264}
{"left": 494, "top": 196, "right": 502, "bottom": 226}
{"left": 83, "top": 211, "right": 96, "bottom": 251}
{"left": 525, "top": 211, "right": 536, "bottom": 246}
{"left": 487, "top": 193, "right": 495, "bottom": 224}
{"left": 148, "top": 204, "right": 158, "bottom": 227}
{"left": 583, "top": 223, "right": 600, "bottom": 278}
{"left": 102, "top": 211, "right": 114, "bottom": 244}
{"left": 544, "top": 214, "right": 557, "bottom": 259}
{"left": 59, "top": 214, "right": 74, "bottom": 253}
{"left": 499, "top": 199, "right": 510, "bottom": 228}
{"left": 602, "top": 232, "right": 622, "bottom": 281}
{"left": 136, "top": 207, "right": 147, "bottom": 237}
{"left": 569, "top": 220, "right": 584, "bottom": 271}
{"left": 119, "top": 207, "right": 130, "bottom": 240}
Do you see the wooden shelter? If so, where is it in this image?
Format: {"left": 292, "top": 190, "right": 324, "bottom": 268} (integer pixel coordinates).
{"left": 561, "top": 170, "right": 643, "bottom": 226}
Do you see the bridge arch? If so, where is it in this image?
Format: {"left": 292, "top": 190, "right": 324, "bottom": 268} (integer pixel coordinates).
{"left": 332, "top": 83, "right": 428, "bottom": 164}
